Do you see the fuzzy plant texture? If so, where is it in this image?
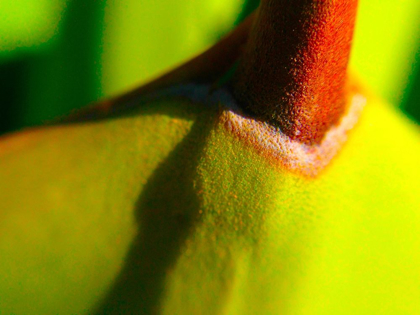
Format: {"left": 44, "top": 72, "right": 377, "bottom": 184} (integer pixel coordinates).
{"left": 0, "top": 1, "right": 420, "bottom": 315}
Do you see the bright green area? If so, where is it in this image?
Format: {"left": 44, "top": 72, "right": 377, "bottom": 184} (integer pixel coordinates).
{"left": 101, "top": 0, "right": 245, "bottom": 96}
{"left": 350, "top": 0, "right": 420, "bottom": 106}
{"left": 1, "top": 93, "right": 419, "bottom": 314}
{"left": 0, "top": 0, "right": 67, "bottom": 56}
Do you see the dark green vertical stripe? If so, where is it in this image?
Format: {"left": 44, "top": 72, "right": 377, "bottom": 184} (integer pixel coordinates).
{"left": 235, "top": 0, "right": 260, "bottom": 24}
{"left": 0, "top": 59, "right": 28, "bottom": 134}
{"left": 402, "top": 46, "right": 420, "bottom": 123}
{"left": 21, "top": 0, "right": 105, "bottom": 128}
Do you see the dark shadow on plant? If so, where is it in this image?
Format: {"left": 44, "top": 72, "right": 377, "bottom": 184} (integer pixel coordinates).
{"left": 93, "top": 108, "right": 214, "bottom": 314}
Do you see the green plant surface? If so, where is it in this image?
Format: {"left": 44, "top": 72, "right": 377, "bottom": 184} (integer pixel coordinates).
{"left": 1, "top": 87, "right": 419, "bottom": 313}
{"left": 1, "top": 1, "right": 419, "bottom": 314}
{"left": 0, "top": 98, "right": 199, "bottom": 314}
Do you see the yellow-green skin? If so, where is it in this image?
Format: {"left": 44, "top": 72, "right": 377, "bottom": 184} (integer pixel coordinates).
{"left": 0, "top": 89, "right": 419, "bottom": 314}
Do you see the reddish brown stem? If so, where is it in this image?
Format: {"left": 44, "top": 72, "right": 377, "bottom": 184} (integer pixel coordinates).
{"left": 232, "top": 0, "right": 358, "bottom": 144}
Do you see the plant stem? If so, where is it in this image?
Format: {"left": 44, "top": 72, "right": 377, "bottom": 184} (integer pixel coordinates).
{"left": 232, "top": 0, "right": 358, "bottom": 144}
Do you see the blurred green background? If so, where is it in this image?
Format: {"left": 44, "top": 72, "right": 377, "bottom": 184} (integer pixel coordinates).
{"left": 0, "top": 0, "right": 419, "bottom": 135}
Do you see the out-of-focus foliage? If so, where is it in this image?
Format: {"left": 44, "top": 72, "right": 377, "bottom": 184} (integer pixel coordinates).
{"left": 0, "top": 0, "right": 419, "bottom": 135}
{"left": 0, "top": 1, "right": 104, "bottom": 134}
{"left": 0, "top": 0, "right": 245, "bottom": 134}
{"left": 0, "top": 0, "right": 67, "bottom": 55}
{"left": 102, "top": 0, "right": 245, "bottom": 96}
{"left": 349, "top": 0, "right": 420, "bottom": 107}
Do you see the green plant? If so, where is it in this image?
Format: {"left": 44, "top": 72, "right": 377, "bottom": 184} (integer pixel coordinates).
{"left": 0, "top": 1, "right": 419, "bottom": 314}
